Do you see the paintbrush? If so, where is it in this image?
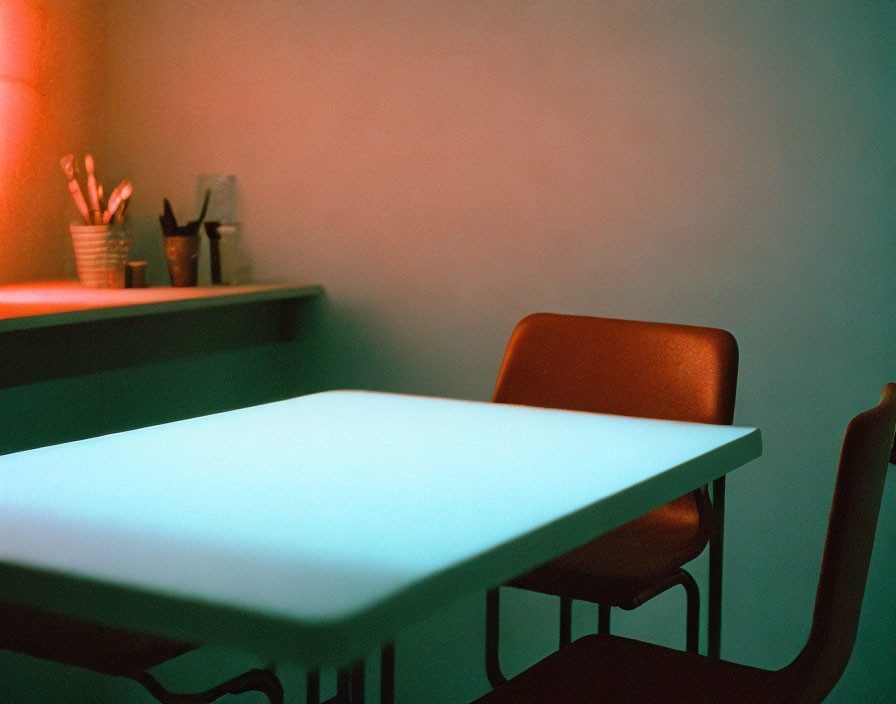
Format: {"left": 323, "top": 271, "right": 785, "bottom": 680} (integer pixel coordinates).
{"left": 84, "top": 155, "right": 102, "bottom": 224}
{"left": 60, "top": 154, "right": 91, "bottom": 223}
{"left": 160, "top": 198, "right": 178, "bottom": 236}
{"left": 116, "top": 196, "right": 130, "bottom": 226}
{"left": 102, "top": 180, "right": 133, "bottom": 224}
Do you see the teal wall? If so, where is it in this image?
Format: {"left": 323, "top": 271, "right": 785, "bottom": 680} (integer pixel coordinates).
{"left": 1, "top": 1, "right": 894, "bottom": 701}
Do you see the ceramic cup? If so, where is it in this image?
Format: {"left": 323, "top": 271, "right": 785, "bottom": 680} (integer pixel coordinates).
{"left": 70, "top": 224, "right": 130, "bottom": 288}
{"left": 164, "top": 235, "right": 199, "bottom": 287}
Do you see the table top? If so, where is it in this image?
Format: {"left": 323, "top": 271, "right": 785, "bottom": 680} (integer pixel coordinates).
{"left": 0, "top": 391, "right": 761, "bottom": 667}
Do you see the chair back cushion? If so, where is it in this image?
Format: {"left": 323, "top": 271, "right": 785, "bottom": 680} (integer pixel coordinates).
{"left": 493, "top": 313, "right": 738, "bottom": 425}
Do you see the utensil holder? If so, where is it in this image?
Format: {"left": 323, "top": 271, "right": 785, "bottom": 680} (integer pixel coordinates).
{"left": 164, "top": 235, "right": 199, "bottom": 287}
{"left": 70, "top": 224, "right": 130, "bottom": 288}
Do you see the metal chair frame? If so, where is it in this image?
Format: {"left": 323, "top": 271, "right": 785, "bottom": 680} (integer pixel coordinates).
{"left": 0, "top": 601, "right": 283, "bottom": 704}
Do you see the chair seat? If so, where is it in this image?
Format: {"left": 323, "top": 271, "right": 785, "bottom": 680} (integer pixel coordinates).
{"left": 508, "top": 493, "right": 706, "bottom": 606}
{"left": 472, "top": 633, "right": 785, "bottom": 704}
{"left": 0, "top": 602, "right": 194, "bottom": 677}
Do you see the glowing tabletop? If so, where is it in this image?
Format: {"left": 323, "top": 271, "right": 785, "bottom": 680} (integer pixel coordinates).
{"left": 0, "top": 391, "right": 761, "bottom": 668}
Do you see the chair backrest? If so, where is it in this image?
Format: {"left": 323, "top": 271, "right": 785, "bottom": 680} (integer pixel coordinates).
{"left": 783, "top": 383, "right": 896, "bottom": 703}
{"left": 493, "top": 313, "right": 739, "bottom": 425}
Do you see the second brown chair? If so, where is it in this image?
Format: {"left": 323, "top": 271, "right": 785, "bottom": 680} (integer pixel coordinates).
{"left": 486, "top": 313, "right": 739, "bottom": 686}
{"left": 473, "top": 384, "right": 896, "bottom": 704}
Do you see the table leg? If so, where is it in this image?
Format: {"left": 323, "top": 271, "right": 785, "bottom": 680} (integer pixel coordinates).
{"left": 708, "top": 475, "right": 726, "bottom": 659}
{"left": 306, "top": 667, "right": 352, "bottom": 703}
{"left": 351, "top": 662, "right": 365, "bottom": 703}
{"left": 380, "top": 643, "right": 395, "bottom": 704}
{"left": 338, "top": 667, "right": 356, "bottom": 702}
{"left": 307, "top": 670, "right": 320, "bottom": 704}
{"left": 597, "top": 603, "right": 611, "bottom": 634}
{"left": 559, "top": 597, "right": 573, "bottom": 647}
{"left": 309, "top": 653, "right": 390, "bottom": 704}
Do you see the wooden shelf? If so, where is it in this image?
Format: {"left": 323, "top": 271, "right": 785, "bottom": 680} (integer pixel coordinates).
{"left": 0, "top": 281, "right": 324, "bottom": 389}
{"left": 0, "top": 281, "right": 324, "bottom": 332}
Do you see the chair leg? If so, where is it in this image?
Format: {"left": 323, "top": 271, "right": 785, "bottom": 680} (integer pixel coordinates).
{"left": 134, "top": 668, "right": 284, "bottom": 704}
{"left": 559, "top": 597, "right": 573, "bottom": 648}
{"left": 597, "top": 603, "right": 611, "bottom": 635}
{"left": 680, "top": 570, "right": 700, "bottom": 654}
{"left": 709, "top": 475, "right": 726, "bottom": 659}
{"left": 350, "top": 662, "right": 365, "bottom": 704}
{"left": 488, "top": 590, "right": 577, "bottom": 688}
{"left": 485, "top": 588, "right": 507, "bottom": 688}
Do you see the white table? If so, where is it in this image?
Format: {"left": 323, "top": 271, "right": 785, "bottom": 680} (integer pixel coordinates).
{"left": 0, "top": 391, "right": 761, "bottom": 670}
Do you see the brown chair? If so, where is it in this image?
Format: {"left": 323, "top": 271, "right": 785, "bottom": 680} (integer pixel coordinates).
{"left": 0, "top": 601, "right": 284, "bottom": 703}
{"left": 473, "top": 383, "right": 896, "bottom": 704}
{"left": 486, "top": 313, "right": 739, "bottom": 686}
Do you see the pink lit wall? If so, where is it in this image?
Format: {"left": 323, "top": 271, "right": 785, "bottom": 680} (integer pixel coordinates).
{"left": 102, "top": 3, "right": 800, "bottom": 396}
{"left": 0, "top": 0, "right": 42, "bottom": 170}
{"left": 0, "top": 0, "right": 104, "bottom": 284}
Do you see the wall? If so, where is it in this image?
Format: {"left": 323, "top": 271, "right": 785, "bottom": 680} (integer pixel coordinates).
{"left": 0, "top": 0, "right": 105, "bottom": 283}
{"left": 2, "top": 1, "right": 894, "bottom": 702}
